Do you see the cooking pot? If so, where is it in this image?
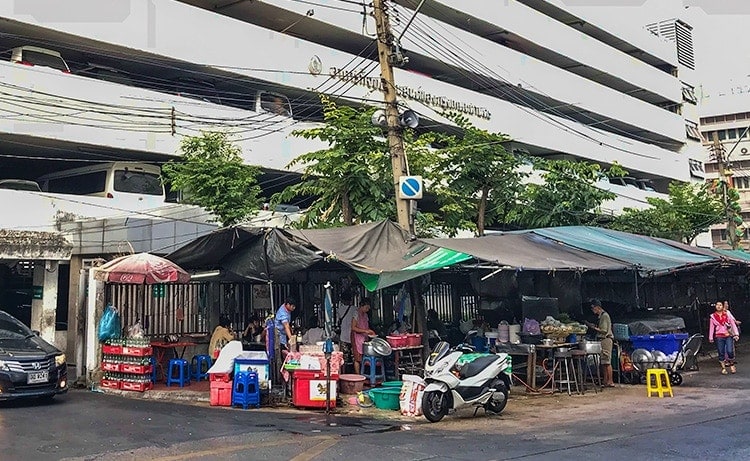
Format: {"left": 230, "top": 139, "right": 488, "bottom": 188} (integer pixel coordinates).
{"left": 363, "top": 337, "right": 392, "bottom": 357}
{"left": 578, "top": 340, "right": 602, "bottom": 354}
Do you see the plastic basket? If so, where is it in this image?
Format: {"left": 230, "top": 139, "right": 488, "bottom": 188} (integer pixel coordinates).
{"left": 630, "top": 333, "right": 688, "bottom": 355}
{"left": 613, "top": 324, "right": 630, "bottom": 341}
{"left": 369, "top": 387, "right": 401, "bottom": 410}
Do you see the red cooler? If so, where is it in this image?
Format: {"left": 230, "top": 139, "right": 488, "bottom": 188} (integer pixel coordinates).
{"left": 292, "top": 370, "right": 338, "bottom": 408}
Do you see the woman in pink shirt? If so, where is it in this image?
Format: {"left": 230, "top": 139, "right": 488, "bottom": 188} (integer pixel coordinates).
{"left": 351, "top": 297, "right": 376, "bottom": 374}
{"left": 708, "top": 301, "right": 740, "bottom": 374}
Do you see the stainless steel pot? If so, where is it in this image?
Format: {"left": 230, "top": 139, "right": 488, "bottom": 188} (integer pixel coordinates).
{"left": 364, "top": 337, "right": 393, "bottom": 356}
{"left": 579, "top": 340, "right": 602, "bottom": 354}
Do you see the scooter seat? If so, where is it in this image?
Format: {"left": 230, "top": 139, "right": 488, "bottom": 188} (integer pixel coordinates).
{"left": 459, "top": 355, "right": 498, "bottom": 379}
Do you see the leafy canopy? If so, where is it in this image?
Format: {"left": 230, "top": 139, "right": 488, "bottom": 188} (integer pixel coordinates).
{"left": 162, "top": 132, "right": 262, "bottom": 226}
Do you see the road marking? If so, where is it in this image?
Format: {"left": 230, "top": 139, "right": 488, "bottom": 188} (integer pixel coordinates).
{"left": 150, "top": 435, "right": 332, "bottom": 461}
{"left": 288, "top": 437, "right": 340, "bottom": 461}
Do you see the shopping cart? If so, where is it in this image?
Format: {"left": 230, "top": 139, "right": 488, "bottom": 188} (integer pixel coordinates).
{"left": 629, "top": 333, "right": 702, "bottom": 386}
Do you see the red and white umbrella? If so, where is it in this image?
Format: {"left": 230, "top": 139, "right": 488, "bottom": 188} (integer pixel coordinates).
{"left": 95, "top": 252, "right": 191, "bottom": 284}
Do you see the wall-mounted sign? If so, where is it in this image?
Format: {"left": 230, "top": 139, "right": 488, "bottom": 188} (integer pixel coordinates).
{"left": 399, "top": 176, "right": 423, "bottom": 200}
{"left": 329, "top": 67, "right": 491, "bottom": 120}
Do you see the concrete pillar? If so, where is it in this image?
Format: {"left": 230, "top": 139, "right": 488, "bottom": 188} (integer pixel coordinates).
{"left": 66, "top": 256, "right": 84, "bottom": 380}
{"left": 30, "top": 260, "right": 58, "bottom": 345}
{"left": 85, "top": 268, "right": 105, "bottom": 385}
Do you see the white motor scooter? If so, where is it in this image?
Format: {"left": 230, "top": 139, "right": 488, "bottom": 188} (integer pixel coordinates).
{"left": 422, "top": 332, "right": 512, "bottom": 422}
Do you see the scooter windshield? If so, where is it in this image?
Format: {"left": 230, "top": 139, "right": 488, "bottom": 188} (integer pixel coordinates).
{"left": 427, "top": 341, "right": 451, "bottom": 367}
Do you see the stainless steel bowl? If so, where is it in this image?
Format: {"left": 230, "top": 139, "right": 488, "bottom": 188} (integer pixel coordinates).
{"left": 364, "top": 337, "right": 393, "bottom": 356}
{"left": 579, "top": 340, "right": 602, "bottom": 354}
{"left": 541, "top": 339, "right": 555, "bottom": 347}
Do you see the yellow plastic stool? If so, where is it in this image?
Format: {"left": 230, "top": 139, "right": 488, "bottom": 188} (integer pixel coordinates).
{"left": 646, "top": 368, "right": 673, "bottom": 398}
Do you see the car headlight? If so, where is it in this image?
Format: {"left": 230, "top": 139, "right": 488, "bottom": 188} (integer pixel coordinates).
{"left": 55, "top": 354, "right": 66, "bottom": 367}
{"left": 0, "top": 360, "right": 9, "bottom": 371}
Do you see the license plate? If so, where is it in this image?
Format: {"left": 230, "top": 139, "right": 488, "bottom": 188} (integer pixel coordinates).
{"left": 27, "top": 370, "right": 49, "bottom": 384}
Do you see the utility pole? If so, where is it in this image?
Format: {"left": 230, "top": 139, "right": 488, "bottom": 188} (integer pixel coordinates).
{"left": 711, "top": 132, "right": 739, "bottom": 249}
{"left": 372, "top": 0, "right": 413, "bottom": 235}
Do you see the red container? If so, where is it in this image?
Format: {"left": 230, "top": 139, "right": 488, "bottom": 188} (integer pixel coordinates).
{"left": 210, "top": 380, "right": 233, "bottom": 406}
{"left": 120, "top": 381, "right": 153, "bottom": 392}
{"left": 100, "top": 378, "right": 121, "bottom": 390}
{"left": 292, "top": 370, "right": 338, "bottom": 409}
{"left": 101, "top": 361, "right": 121, "bottom": 372}
{"left": 407, "top": 333, "right": 422, "bottom": 347}
{"left": 209, "top": 372, "right": 232, "bottom": 383}
{"left": 102, "top": 345, "right": 123, "bottom": 355}
{"left": 121, "top": 346, "right": 153, "bottom": 357}
{"left": 121, "top": 364, "right": 152, "bottom": 374}
{"left": 386, "top": 335, "right": 408, "bottom": 349}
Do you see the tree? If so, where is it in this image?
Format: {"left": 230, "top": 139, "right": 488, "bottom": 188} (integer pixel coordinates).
{"left": 609, "top": 181, "right": 725, "bottom": 244}
{"left": 514, "top": 159, "right": 618, "bottom": 228}
{"left": 162, "top": 132, "right": 262, "bottom": 226}
{"left": 429, "top": 114, "right": 524, "bottom": 236}
{"left": 273, "top": 96, "right": 400, "bottom": 227}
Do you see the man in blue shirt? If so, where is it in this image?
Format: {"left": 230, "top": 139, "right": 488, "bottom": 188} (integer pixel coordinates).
{"left": 274, "top": 297, "right": 297, "bottom": 352}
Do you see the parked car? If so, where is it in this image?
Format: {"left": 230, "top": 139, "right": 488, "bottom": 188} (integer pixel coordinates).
{"left": 0, "top": 179, "right": 41, "bottom": 191}
{"left": 10, "top": 45, "right": 70, "bottom": 73}
{"left": 0, "top": 310, "right": 68, "bottom": 402}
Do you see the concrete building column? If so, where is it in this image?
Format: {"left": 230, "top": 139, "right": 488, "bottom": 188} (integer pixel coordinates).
{"left": 30, "top": 260, "right": 58, "bottom": 345}
{"left": 66, "top": 255, "right": 84, "bottom": 380}
{"left": 85, "top": 267, "right": 105, "bottom": 385}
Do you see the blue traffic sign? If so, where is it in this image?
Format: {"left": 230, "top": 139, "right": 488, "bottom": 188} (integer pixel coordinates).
{"left": 399, "top": 176, "right": 423, "bottom": 199}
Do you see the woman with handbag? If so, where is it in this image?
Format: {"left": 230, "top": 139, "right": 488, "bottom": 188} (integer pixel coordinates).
{"left": 709, "top": 301, "right": 740, "bottom": 374}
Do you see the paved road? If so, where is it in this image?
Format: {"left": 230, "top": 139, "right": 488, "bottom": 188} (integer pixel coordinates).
{"left": 2, "top": 351, "right": 748, "bottom": 461}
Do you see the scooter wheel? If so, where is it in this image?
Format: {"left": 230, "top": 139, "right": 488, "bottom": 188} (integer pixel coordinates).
{"left": 669, "top": 372, "right": 683, "bottom": 386}
{"left": 485, "top": 380, "right": 509, "bottom": 415}
{"left": 422, "top": 390, "right": 449, "bottom": 423}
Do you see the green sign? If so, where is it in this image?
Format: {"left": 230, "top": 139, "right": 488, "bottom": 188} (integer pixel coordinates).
{"left": 32, "top": 286, "right": 43, "bottom": 300}
{"left": 152, "top": 284, "right": 166, "bottom": 298}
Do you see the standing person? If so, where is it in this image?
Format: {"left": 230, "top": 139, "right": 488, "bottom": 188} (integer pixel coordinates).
{"left": 709, "top": 301, "right": 740, "bottom": 374}
{"left": 351, "top": 297, "right": 377, "bottom": 374}
{"left": 723, "top": 300, "right": 742, "bottom": 333}
{"left": 585, "top": 299, "right": 615, "bottom": 387}
{"left": 209, "top": 316, "right": 236, "bottom": 359}
{"left": 274, "top": 298, "right": 297, "bottom": 355}
{"left": 337, "top": 293, "right": 356, "bottom": 372}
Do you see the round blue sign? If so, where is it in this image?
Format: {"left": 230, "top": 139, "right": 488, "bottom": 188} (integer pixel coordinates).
{"left": 401, "top": 177, "right": 421, "bottom": 197}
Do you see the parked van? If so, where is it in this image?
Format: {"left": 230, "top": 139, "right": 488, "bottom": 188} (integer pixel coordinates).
{"left": 37, "top": 162, "right": 165, "bottom": 205}
{"left": 10, "top": 45, "right": 70, "bottom": 73}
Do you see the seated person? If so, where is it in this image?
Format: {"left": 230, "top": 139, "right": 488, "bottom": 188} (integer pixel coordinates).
{"left": 209, "top": 316, "right": 236, "bottom": 359}
{"left": 302, "top": 316, "right": 325, "bottom": 345}
{"left": 242, "top": 315, "right": 265, "bottom": 342}
{"left": 426, "top": 309, "right": 448, "bottom": 339}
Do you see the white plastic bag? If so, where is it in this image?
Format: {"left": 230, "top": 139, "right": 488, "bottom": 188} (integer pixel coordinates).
{"left": 399, "top": 374, "right": 426, "bottom": 416}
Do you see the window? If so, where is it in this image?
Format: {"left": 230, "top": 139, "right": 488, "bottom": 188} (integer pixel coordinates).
{"left": 113, "top": 169, "right": 163, "bottom": 195}
{"left": 681, "top": 83, "right": 698, "bottom": 104}
{"left": 728, "top": 129, "right": 738, "bottom": 139}
{"left": 718, "top": 130, "right": 727, "bottom": 141}
{"left": 47, "top": 172, "right": 106, "bottom": 194}
{"left": 258, "top": 92, "right": 292, "bottom": 117}
{"left": 734, "top": 177, "right": 750, "bottom": 190}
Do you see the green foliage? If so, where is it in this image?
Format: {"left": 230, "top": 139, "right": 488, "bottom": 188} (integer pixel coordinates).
{"left": 609, "top": 181, "right": 725, "bottom": 244}
{"left": 162, "top": 132, "right": 261, "bottom": 226}
{"left": 429, "top": 113, "right": 521, "bottom": 236}
{"left": 515, "top": 159, "right": 616, "bottom": 228}
{"left": 274, "top": 95, "right": 437, "bottom": 228}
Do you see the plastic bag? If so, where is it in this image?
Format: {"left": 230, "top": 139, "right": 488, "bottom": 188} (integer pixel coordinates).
{"left": 523, "top": 318, "right": 541, "bottom": 335}
{"left": 399, "top": 374, "right": 426, "bottom": 416}
{"left": 98, "top": 303, "right": 121, "bottom": 342}
{"left": 128, "top": 321, "right": 144, "bottom": 338}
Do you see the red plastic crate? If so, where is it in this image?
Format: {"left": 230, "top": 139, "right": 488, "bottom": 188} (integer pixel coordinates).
{"left": 386, "top": 335, "right": 408, "bottom": 349}
{"left": 121, "top": 346, "right": 153, "bottom": 357}
{"left": 100, "top": 378, "right": 121, "bottom": 390}
{"left": 120, "top": 381, "right": 153, "bottom": 392}
{"left": 102, "top": 345, "right": 123, "bottom": 355}
{"left": 209, "top": 372, "right": 231, "bottom": 383}
{"left": 292, "top": 370, "right": 338, "bottom": 409}
{"left": 101, "top": 362, "right": 121, "bottom": 372}
{"left": 121, "top": 364, "right": 152, "bottom": 374}
{"left": 210, "top": 380, "right": 233, "bottom": 406}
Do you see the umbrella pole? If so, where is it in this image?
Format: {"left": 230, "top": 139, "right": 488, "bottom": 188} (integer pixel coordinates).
{"left": 323, "top": 282, "right": 334, "bottom": 415}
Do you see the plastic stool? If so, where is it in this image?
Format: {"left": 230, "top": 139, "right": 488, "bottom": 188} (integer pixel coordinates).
{"left": 232, "top": 371, "right": 261, "bottom": 409}
{"left": 166, "top": 358, "right": 190, "bottom": 387}
{"left": 646, "top": 368, "right": 673, "bottom": 398}
{"left": 191, "top": 354, "right": 213, "bottom": 382}
{"left": 149, "top": 356, "right": 158, "bottom": 384}
{"left": 360, "top": 355, "right": 385, "bottom": 386}
{"left": 553, "top": 350, "right": 580, "bottom": 395}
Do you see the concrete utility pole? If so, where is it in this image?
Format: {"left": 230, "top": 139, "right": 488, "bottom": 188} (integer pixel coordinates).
{"left": 372, "top": 0, "right": 413, "bottom": 235}
{"left": 711, "top": 132, "right": 740, "bottom": 249}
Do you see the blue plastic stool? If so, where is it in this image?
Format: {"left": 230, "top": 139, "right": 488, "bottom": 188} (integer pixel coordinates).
{"left": 232, "top": 371, "right": 260, "bottom": 409}
{"left": 149, "top": 356, "right": 158, "bottom": 384}
{"left": 190, "top": 354, "right": 213, "bottom": 382}
{"left": 361, "top": 355, "right": 385, "bottom": 386}
{"left": 166, "top": 358, "right": 190, "bottom": 387}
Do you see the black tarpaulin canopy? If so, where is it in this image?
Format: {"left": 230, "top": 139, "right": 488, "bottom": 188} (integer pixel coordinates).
{"left": 167, "top": 221, "right": 471, "bottom": 290}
